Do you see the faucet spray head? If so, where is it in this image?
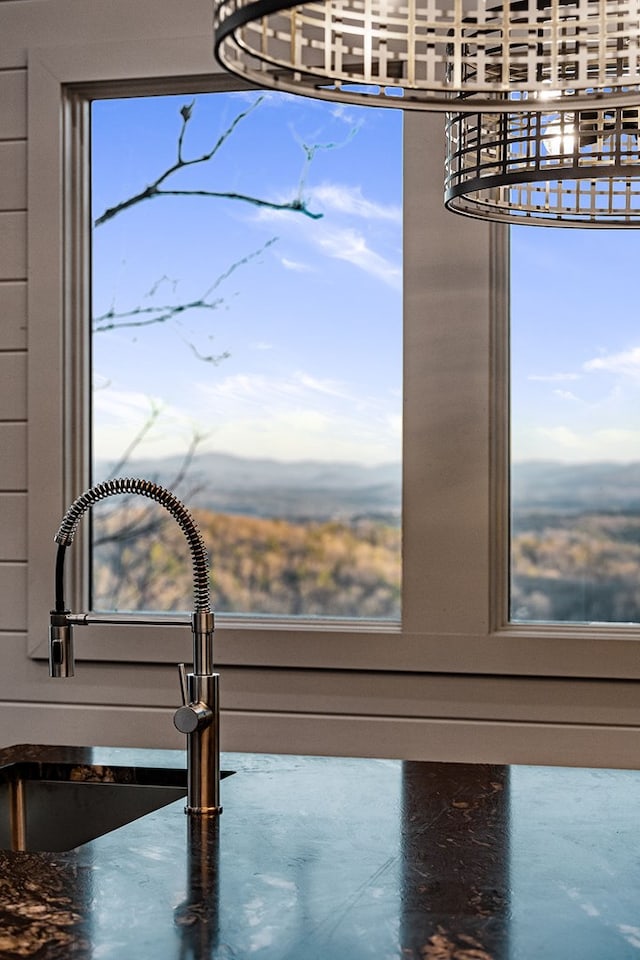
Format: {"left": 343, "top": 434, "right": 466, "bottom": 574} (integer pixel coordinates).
{"left": 49, "top": 611, "right": 75, "bottom": 678}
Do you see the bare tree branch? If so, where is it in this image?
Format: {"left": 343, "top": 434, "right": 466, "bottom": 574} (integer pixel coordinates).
{"left": 93, "top": 237, "right": 278, "bottom": 336}
{"left": 106, "top": 188, "right": 322, "bottom": 220}
{"left": 294, "top": 124, "right": 361, "bottom": 203}
{"left": 94, "top": 97, "right": 323, "bottom": 227}
{"left": 186, "top": 343, "right": 230, "bottom": 365}
{"left": 94, "top": 422, "right": 208, "bottom": 550}
{"left": 93, "top": 295, "right": 224, "bottom": 333}
{"left": 167, "top": 428, "right": 208, "bottom": 491}
{"left": 106, "top": 401, "right": 163, "bottom": 477}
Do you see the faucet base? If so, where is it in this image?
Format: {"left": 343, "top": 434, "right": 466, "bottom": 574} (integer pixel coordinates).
{"left": 176, "top": 672, "right": 222, "bottom": 816}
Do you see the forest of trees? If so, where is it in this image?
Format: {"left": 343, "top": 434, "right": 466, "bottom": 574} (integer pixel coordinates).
{"left": 92, "top": 504, "right": 401, "bottom": 619}
{"left": 512, "top": 510, "right": 640, "bottom": 623}
{"left": 91, "top": 493, "right": 640, "bottom": 624}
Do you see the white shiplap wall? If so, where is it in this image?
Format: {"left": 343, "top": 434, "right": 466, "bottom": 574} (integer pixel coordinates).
{"left": 0, "top": 67, "right": 28, "bottom": 638}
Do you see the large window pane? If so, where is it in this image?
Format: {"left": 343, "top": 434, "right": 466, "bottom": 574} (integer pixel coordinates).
{"left": 91, "top": 91, "right": 402, "bottom": 619}
{"left": 511, "top": 226, "right": 640, "bottom": 624}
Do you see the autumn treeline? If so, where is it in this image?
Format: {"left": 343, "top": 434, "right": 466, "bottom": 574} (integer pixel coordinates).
{"left": 92, "top": 504, "right": 401, "bottom": 619}
{"left": 512, "top": 511, "right": 640, "bottom": 623}
{"left": 93, "top": 499, "right": 640, "bottom": 624}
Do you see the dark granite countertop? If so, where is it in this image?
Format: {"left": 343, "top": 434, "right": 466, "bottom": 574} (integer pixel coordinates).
{"left": 1, "top": 744, "right": 640, "bottom": 958}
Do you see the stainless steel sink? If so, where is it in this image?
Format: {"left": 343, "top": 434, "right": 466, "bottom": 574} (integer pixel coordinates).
{"left": 0, "top": 761, "right": 190, "bottom": 852}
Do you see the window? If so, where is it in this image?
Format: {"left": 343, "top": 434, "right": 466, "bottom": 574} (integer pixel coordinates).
{"left": 90, "top": 90, "right": 402, "bottom": 620}
{"left": 28, "top": 37, "right": 640, "bottom": 689}
{"left": 511, "top": 226, "right": 640, "bottom": 626}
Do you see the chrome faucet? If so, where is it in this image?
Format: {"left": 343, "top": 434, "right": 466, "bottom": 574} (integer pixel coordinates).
{"left": 48, "top": 477, "right": 222, "bottom": 816}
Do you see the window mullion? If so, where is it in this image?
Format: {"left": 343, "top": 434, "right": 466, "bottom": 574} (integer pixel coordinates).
{"left": 402, "top": 112, "right": 494, "bottom": 640}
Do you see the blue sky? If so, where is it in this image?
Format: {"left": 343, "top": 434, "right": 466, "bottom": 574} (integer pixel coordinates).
{"left": 511, "top": 226, "right": 640, "bottom": 463}
{"left": 91, "top": 91, "right": 403, "bottom": 469}
{"left": 92, "top": 91, "right": 640, "bottom": 472}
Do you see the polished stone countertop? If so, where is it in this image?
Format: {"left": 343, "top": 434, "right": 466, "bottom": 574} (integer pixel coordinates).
{"left": 1, "top": 744, "right": 640, "bottom": 958}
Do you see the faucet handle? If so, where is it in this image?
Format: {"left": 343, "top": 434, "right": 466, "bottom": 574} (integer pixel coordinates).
{"left": 174, "top": 701, "right": 213, "bottom": 735}
{"left": 177, "top": 662, "right": 189, "bottom": 705}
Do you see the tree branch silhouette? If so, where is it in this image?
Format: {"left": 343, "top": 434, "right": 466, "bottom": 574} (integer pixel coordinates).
{"left": 94, "top": 415, "right": 208, "bottom": 553}
{"left": 106, "top": 400, "right": 163, "bottom": 478}
{"left": 94, "top": 97, "right": 323, "bottom": 227}
{"left": 93, "top": 237, "right": 278, "bottom": 340}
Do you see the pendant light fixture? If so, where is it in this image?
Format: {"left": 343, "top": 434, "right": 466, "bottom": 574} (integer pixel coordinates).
{"left": 214, "top": 0, "right": 640, "bottom": 113}
{"left": 444, "top": 105, "right": 640, "bottom": 225}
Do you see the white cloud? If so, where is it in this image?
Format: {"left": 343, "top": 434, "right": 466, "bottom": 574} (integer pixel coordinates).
{"left": 553, "top": 389, "right": 580, "bottom": 402}
{"left": 201, "top": 411, "right": 398, "bottom": 464}
{"left": 331, "top": 103, "right": 359, "bottom": 125}
{"left": 93, "top": 387, "right": 163, "bottom": 421}
{"left": 247, "top": 183, "right": 401, "bottom": 290}
{"left": 280, "top": 256, "right": 314, "bottom": 272}
{"left": 252, "top": 206, "right": 298, "bottom": 224}
{"left": 198, "top": 372, "right": 299, "bottom": 405}
{"left": 312, "top": 183, "right": 402, "bottom": 222}
{"left": 528, "top": 373, "right": 581, "bottom": 382}
{"left": 386, "top": 413, "right": 402, "bottom": 437}
{"left": 194, "top": 371, "right": 400, "bottom": 463}
{"left": 514, "top": 424, "right": 640, "bottom": 462}
{"left": 536, "top": 426, "right": 587, "bottom": 450}
{"left": 294, "top": 371, "right": 354, "bottom": 400}
{"left": 93, "top": 372, "right": 401, "bottom": 466}
{"left": 584, "top": 346, "right": 640, "bottom": 378}
{"left": 197, "top": 370, "right": 357, "bottom": 408}
{"left": 593, "top": 427, "right": 640, "bottom": 447}
{"left": 316, "top": 226, "right": 402, "bottom": 289}
{"left": 92, "top": 387, "right": 196, "bottom": 461}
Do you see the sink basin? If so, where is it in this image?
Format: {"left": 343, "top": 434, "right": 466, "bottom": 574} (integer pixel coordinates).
{"left": 0, "top": 761, "right": 190, "bottom": 852}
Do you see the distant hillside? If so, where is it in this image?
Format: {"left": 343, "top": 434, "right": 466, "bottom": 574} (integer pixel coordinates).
{"left": 511, "top": 462, "right": 640, "bottom": 623}
{"left": 93, "top": 508, "right": 401, "bottom": 617}
{"left": 94, "top": 456, "right": 640, "bottom": 520}
{"left": 95, "top": 452, "right": 401, "bottom": 522}
{"left": 512, "top": 461, "right": 640, "bottom": 514}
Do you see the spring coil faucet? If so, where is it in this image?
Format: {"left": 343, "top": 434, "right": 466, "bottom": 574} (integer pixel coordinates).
{"left": 49, "top": 477, "right": 222, "bottom": 816}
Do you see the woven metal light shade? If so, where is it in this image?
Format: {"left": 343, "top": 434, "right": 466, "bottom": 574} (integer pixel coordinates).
{"left": 214, "top": 0, "right": 640, "bottom": 113}
{"left": 444, "top": 106, "right": 640, "bottom": 225}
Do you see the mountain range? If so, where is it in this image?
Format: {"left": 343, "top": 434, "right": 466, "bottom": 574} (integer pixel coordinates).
{"left": 512, "top": 461, "right": 640, "bottom": 513}
{"left": 95, "top": 454, "right": 640, "bottom": 520}
{"left": 95, "top": 452, "right": 401, "bottom": 522}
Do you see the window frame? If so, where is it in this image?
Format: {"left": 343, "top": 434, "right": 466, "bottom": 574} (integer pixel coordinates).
{"left": 27, "top": 37, "right": 640, "bottom": 682}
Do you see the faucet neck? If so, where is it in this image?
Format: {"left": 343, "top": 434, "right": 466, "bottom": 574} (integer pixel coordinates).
{"left": 53, "top": 477, "right": 212, "bottom": 614}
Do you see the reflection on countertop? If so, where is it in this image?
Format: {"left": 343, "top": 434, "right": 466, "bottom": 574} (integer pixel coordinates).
{"left": 1, "top": 744, "right": 640, "bottom": 958}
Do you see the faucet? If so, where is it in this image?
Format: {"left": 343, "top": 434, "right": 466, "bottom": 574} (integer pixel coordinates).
{"left": 48, "top": 477, "right": 222, "bottom": 816}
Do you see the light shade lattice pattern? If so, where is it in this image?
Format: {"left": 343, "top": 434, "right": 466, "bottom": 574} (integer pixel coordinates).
{"left": 214, "top": 0, "right": 640, "bottom": 112}
{"left": 444, "top": 107, "right": 640, "bottom": 225}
